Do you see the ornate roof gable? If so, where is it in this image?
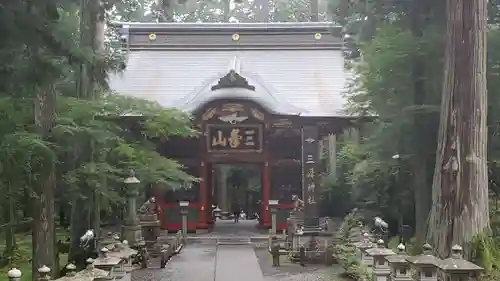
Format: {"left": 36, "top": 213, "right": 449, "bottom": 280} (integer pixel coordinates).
{"left": 210, "top": 70, "right": 256, "bottom": 91}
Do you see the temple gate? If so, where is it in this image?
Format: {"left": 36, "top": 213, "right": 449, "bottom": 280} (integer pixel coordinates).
{"left": 110, "top": 21, "right": 357, "bottom": 232}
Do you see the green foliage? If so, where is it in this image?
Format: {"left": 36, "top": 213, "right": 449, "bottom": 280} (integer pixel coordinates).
{"left": 0, "top": 0, "right": 199, "bottom": 277}
{"left": 332, "top": 211, "right": 372, "bottom": 281}
{"left": 471, "top": 234, "right": 496, "bottom": 272}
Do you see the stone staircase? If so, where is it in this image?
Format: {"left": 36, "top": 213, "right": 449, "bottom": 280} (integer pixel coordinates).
{"left": 216, "top": 236, "right": 252, "bottom": 245}
{"left": 185, "top": 235, "right": 268, "bottom": 246}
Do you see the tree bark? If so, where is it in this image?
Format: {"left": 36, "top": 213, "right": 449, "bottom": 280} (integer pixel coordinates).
{"left": 310, "top": 0, "right": 318, "bottom": 21}
{"left": 427, "top": 0, "right": 489, "bottom": 258}
{"left": 5, "top": 181, "right": 17, "bottom": 257}
{"left": 159, "top": 0, "right": 175, "bottom": 22}
{"left": 32, "top": 83, "right": 57, "bottom": 279}
{"left": 254, "top": 0, "right": 269, "bottom": 22}
{"left": 410, "top": 0, "right": 431, "bottom": 247}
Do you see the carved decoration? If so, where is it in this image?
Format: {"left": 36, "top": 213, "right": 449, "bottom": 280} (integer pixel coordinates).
{"left": 202, "top": 108, "right": 216, "bottom": 121}
{"left": 251, "top": 108, "right": 265, "bottom": 121}
{"left": 273, "top": 118, "right": 293, "bottom": 128}
{"left": 221, "top": 103, "right": 245, "bottom": 113}
{"left": 218, "top": 112, "right": 248, "bottom": 124}
{"left": 211, "top": 70, "right": 256, "bottom": 91}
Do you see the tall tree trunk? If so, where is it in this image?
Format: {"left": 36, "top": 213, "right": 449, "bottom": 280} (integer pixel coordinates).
{"left": 5, "top": 181, "right": 17, "bottom": 257}
{"left": 32, "top": 83, "right": 57, "bottom": 279}
{"left": 91, "top": 13, "right": 105, "bottom": 249}
{"left": 159, "top": 0, "right": 175, "bottom": 22}
{"left": 410, "top": 0, "right": 431, "bottom": 247}
{"left": 223, "top": 0, "right": 231, "bottom": 22}
{"left": 427, "top": 0, "right": 489, "bottom": 258}
{"left": 255, "top": 0, "right": 269, "bottom": 22}
{"left": 310, "top": 0, "right": 318, "bottom": 21}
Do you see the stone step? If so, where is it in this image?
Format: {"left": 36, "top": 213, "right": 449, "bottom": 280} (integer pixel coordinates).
{"left": 216, "top": 237, "right": 252, "bottom": 245}
{"left": 186, "top": 236, "right": 268, "bottom": 242}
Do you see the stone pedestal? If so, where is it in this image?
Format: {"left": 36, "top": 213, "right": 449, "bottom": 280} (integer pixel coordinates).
{"left": 122, "top": 224, "right": 144, "bottom": 247}
{"left": 302, "top": 218, "right": 321, "bottom": 234}
{"left": 291, "top": 233, "right": 331, "bottom": 264}
{"left": 139, "top": 214, "right": 160, "bottom": 248}
{"left": 141, "top": 221, "right": 160, "bottom": 236}
{"left": 289, "top": 210, "right": 304, "bottom": 226}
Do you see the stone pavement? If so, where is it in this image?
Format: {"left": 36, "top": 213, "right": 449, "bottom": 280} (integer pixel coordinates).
{"left": 131, "top": 243, "right": 266, "bottom": 281}
{"left": 131, "top": 220, "right": 340, "bottom": 281}
{"left": 214, "top": 245, "right": 265, "bottom": 281}
{"left": 131, "top": 244, "right": 340, "bottom": 281}
{"left": 164, "top": 244, "right": 217, "bottom": 280}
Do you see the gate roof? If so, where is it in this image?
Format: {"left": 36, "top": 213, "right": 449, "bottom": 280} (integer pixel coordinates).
{"left": 109, "top": 22, "right": 350, "bottom": 117}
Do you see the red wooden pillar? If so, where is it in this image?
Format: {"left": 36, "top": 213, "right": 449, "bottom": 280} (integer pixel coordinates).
{"left": 198, "top": 161, "right": 209, "bottom": 229}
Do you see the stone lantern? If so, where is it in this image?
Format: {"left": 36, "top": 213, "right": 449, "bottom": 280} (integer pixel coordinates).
{"left": 108, "top": 240, "right": 137, "bottom": 273}
{"left": 268, "top": 199, "right": 280, "bottom": 234}
{"left": 406, "top": 243, "right": 440, "bottom": 281}
{"left": 122, "top": 170, "right": 144, "bottom": 247}
{"left": 101, "top": 247, "right": 109, "bottom": 258}
{"left": 366, "top": 239, "right": 395, "bottom": 281}
{"left": 78, "top": 258, "right": 112, "bottom": 280}
{"left": 354, "top": 232, "right": 375, "bottom": 267}
{"left": 37, "top": 265, "right": 51, "bottom": 281}
{"left": 94, "top": 250, "right": 123, "bottom": 273}
{"left": 65, "top": 263, "right": 77, "bottom": 277}
{"left": 438, "top": 245, "right": 483, "bottom": 281}
{"left": 386, "top": 243, "right": 411, "bottom": 281}
{"left": 7, "top": 268, "right": 22, "bottom": 281}
{"left": 213, "top": 205, "right": 221, "bottom": 220}
{"left": 179, "top": 201, "right": 190, "bottom": 236}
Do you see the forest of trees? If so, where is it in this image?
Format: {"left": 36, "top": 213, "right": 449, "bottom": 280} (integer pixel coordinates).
{"left": 326, "top": 0, "right": 497, "bottom": 265}
{"left": 1, "top": 0, "right": 499, "bottom": 279}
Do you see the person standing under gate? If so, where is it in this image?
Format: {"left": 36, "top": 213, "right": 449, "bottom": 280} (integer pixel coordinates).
{"left": 232, "top": 202, "right": 240, "bottom": 223}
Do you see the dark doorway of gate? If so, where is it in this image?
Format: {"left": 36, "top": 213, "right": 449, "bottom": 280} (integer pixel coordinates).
{"left": 210, "top": 163, "right": 263, "bottom": 229}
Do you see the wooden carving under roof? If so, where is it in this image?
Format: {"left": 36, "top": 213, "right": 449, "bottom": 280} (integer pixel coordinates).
{"left": 211, "top": 70, "right": 256, "bottom": 91}
{"left": 199, "top": 100, "right": 266, "bottom": 123}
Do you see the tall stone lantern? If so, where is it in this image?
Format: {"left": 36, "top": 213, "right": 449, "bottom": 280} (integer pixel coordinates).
{"left": 122, "top": 170, "right": 145, "bottom": 247}
{"left": 179, "top": 201, "right": 190, "bottom": 236}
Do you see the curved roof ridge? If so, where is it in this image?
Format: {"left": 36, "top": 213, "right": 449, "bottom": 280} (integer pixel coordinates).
{"left": 174, "top": 70, "right": 304, "bottom": 115}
